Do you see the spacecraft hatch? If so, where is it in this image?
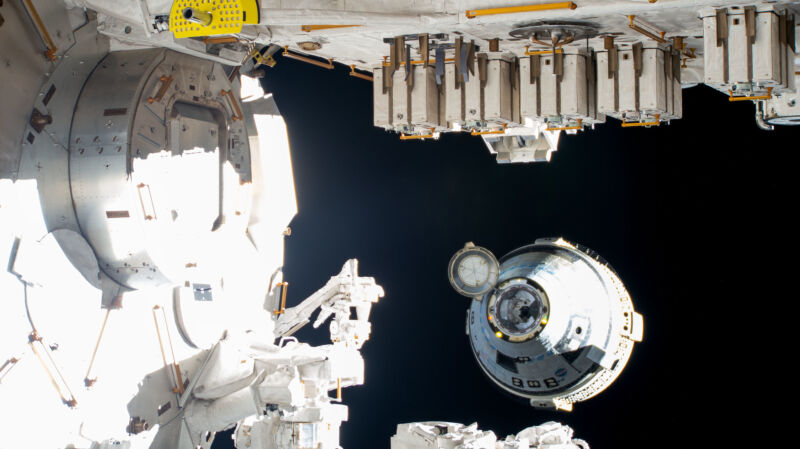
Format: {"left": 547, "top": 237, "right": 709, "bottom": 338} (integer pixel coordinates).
{"left": 449, "top": 238, "right": 643, "bottom": 411}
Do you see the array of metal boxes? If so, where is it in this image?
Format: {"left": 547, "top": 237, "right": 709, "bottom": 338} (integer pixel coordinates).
{"left": 373, "top": 43, "right": 684, "bottom": 136}
{"left": 373, "top": 5, "right": 796, "bottom": 137}
{"left": 373, "top": 53, "right": 523, "bottom": 135}
{"left": 701, "top": 4, "right": 796, "bottom": 98}
{"left": 596, "top": 43, "right": 682, "bottom": 124}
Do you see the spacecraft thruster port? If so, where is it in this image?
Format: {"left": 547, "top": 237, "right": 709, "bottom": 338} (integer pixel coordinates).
{"left": 450, "top": 238, "right": 643, "bottom": 411}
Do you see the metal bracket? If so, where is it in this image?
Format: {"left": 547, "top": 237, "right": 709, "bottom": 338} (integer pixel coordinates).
{"left": 419, "top": 33, "right": 429, "bottom": 67}
{"left": 715, "top": 9, "right": 728, "bottom": 47}
{"left": 349, "top": 65, "right": 373, "bottom": 81}
{"left": 477, "top": 53, "right": 488, "bottom": 89}
{"left": 29, "top": 108, "right": 52, "bottom": 133}
{"left": 435, "top": 47, "right": 446, "bottom": 85}
{"left": 405, "top": 43, "right": 412, "bottom": 84}
{"left": 382, "top": 33, "right": 447, "bottom": 44}
{"left": 529, "top": 54, "right": 541, "bottom": 83}
{"left": 744, "top": 6, "right": 756, "bottom": 45}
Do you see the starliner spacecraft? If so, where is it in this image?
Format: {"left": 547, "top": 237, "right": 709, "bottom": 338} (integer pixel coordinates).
{"left": 448, "top": 239, "right": 643, "bottom": 411}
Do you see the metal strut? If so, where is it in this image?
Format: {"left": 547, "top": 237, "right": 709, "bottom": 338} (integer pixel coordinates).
{"left": 152, "top": 305, "right": 184, "bottom": 395}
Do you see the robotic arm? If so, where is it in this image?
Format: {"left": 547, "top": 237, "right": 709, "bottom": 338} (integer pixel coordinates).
{"left": 123, "top": 260, "right": 383, "bottom": 449}
{"left": 275, "top": 259, "right": 384, "bottom": 348}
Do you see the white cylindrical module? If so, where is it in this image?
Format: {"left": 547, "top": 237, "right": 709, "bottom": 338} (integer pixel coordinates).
{"left": 451, "top": 238, "right": 643, "bottom": 410}
{"left": 68, "top": 49, "right": 253, "bottom": 292}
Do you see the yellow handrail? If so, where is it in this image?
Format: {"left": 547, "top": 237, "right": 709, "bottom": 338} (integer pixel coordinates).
{"left": 0, "top": 357, "right": 20, "bottom": 382}
{"left": 301, "top": 24, "right": 361, "bottom": 32}
{"left": 400, "top": 129, "right": 436, "bottom": 140}
{"left": 381, "top": 58, "right": 455, "bottom": 67}
{"left": 273, "top": 282, "right": 289, "bottom": 315}
{"left": 203, "top": 36, "right": 239, "bottom": 44}
{"left": 148, "top": 75, "right": 174, "bottom": 104}
{"left": 621, "top": 119, "right": 661, "bottom": 128}
{"left": 221, "top": 90, "right": 243, "bottom": 121}
{"left": 84, "top": 308, "right": 112, "bottom": 387}
{"left": 152, "top": 305, "right": 184, "bottom": 394}
{"left": 728, "top": 87, "right": 773, "bottom": 102}
{"left": 466, "top": 2, "right": 577, "bottom": 19}
{"left": 282, "top": 46, "right": 334, "bottom": 69}
{"left": 627, "top": 15, "right": 667, "bottom": 44}
{"left": 28, "top": 331, "right": 77, "bottom": 407}
{"left": 525, "top": 47, "right": 564, "bottom": 56}
{"left": 21, "top": 0, "right": 58, "bottom": 61}
{"left": 349, "top": 65, "right": 373, "bottom": 81}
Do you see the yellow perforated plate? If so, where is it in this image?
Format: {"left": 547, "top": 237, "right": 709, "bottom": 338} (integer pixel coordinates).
{"left": 170, "top": 0, "right": 259, "bottom": 38}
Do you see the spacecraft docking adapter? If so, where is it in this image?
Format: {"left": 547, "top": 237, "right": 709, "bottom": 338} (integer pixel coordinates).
{"left": 448, "top": 238, "right": 643, "bottom": 411}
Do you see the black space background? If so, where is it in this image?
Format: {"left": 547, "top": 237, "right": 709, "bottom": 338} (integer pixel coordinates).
{"left": 215, "top": 55, "right": 796, "bottom": 448}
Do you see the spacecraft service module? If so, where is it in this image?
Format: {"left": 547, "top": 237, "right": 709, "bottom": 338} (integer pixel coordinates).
{"left": 448, "top": 239, "right": 642, "bottom": 411}
{"left": 0, "top": 0, "right": 797, "bottom": 448}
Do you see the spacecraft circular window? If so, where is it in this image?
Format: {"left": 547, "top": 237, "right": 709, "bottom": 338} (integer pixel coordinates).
{"left": 448, "top": 244, "right": 499, "bottom": 298}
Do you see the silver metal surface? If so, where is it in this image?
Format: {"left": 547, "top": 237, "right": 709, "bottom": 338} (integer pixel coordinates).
{"left": 0, "top": 0, "right": 55, "bottom": 178}
{"left": 50, "top": 229, "right": 102, "bottom": 289}
{"left": 509, "top": 22, "right": 599, "bottom": 44}
{"left": 464, "top": 238, "right": 642, "bottom": 410}
{"left": 69, "top": 49, "right": 167, "bottom": 290}
{"left": 16, "top": 18, "right": 109, "bottom": 239}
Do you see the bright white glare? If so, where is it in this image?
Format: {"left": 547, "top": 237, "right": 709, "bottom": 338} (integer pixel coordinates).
{"left": 0, "top": 100, "right": 299, "bottom": 448}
